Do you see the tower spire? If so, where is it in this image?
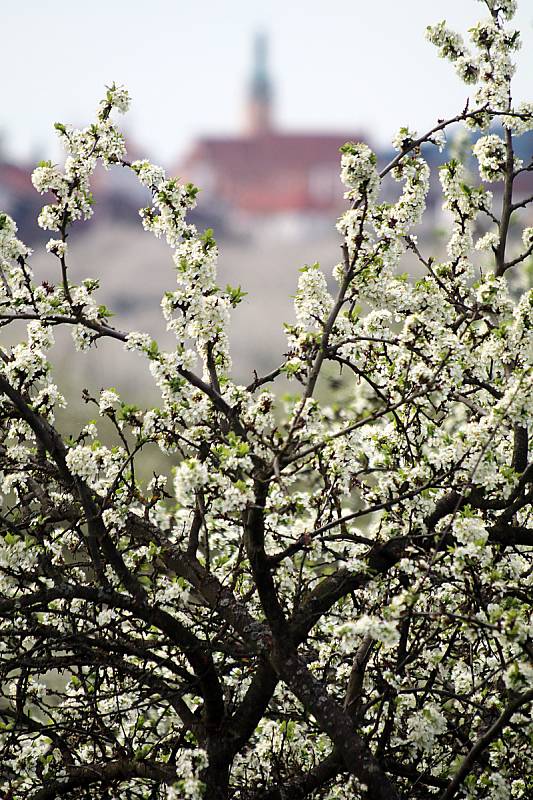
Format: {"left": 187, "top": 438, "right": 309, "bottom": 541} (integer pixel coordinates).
{"left": 246, "top": 32, "right": 273, "bottom": 136}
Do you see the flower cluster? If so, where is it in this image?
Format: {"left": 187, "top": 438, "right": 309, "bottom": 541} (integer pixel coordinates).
{"left": 0, "top": 3, "right": 532, "bottom": 799}
{"left": 428, "top": 3, "right": 521, "bottom": 131}
{"left": 473, "top": 133, "right": 510, "bottom": 181}
{"left": 339, "top": 141, "right": 380, "bottom": 203}
{"left": 426, "top": 21, "right": 479, "bottom": 84}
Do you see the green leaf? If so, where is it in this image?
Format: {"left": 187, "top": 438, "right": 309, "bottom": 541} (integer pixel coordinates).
{"left": 225, "top": 283, "right": 248, "bottom": 307}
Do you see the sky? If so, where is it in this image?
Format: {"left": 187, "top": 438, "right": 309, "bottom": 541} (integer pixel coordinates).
{"left": 2, "top": 0, "right": 533, "bottom": 167}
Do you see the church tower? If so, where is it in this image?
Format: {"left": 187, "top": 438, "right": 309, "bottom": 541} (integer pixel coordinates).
{"left": 246, "top": 33, "right": 273, "bottom": 136}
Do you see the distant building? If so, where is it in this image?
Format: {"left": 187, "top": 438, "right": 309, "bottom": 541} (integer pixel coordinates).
{"left": 0, "top": 161, "right": 43, "bottom": 241}
{"left": 179, "top": 34, "right": 367, "bottom": 218}
{"left": 0, "top": 139, "right": 150, "bottom": 242}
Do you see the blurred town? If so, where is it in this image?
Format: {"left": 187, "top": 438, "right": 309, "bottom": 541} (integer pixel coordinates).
{"left": 1, "top": 34, "right": 533, "bottom": 403}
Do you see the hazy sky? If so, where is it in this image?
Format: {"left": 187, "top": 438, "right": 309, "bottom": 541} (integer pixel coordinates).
{"left": 2, "top": 0, "right": 533, "bottom": 166}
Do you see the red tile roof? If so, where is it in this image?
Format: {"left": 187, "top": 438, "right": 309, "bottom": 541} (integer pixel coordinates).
{"left": 180, "top": 132, "right": 367, "bottom": 213}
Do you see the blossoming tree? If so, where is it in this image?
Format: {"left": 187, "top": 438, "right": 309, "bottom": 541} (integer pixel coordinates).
{"left": 0, "top": 0, "right": 532, "bottom": 797}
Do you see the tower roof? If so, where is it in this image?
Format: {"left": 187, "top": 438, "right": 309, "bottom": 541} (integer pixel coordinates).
{"left": 250, "top": 32, "right": 271, "bottom": 103}
{"left": 246, "top": 32, "right": 273, "bottom": 135}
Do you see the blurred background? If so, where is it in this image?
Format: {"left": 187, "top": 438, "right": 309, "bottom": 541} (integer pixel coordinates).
{"left": 1, "top": 0, "right": 533, "bottom": 404}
